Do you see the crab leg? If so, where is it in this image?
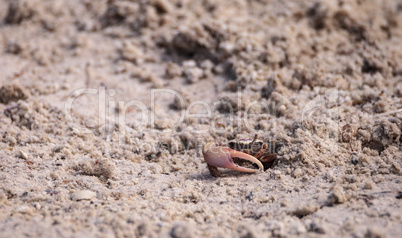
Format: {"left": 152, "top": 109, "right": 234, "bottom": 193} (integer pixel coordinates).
{"left": 203, "top": 142, "right": 264, "bottom": 175}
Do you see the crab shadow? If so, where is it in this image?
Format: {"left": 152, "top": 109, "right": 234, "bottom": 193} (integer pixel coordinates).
{"left": 187, "top": 170, "right": 255, "bottom": 181}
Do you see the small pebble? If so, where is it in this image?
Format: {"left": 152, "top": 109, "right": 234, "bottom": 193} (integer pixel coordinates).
{"left": 33, "top": 203, "right": 41, "bottom": 210}
{"left": 273, "top": 170, "right": 281, "bottom": 175}
{"left": 71, "top": 190, "right": 96, "bottom": 201}
{"left": 293, "top": 168, "right": 302, "bottom": 177}
{"left": 19, "top": 150, "right": 29, "bottom": 160}
{"left": 363, "top": 181, "right": 374, "bottom": 190}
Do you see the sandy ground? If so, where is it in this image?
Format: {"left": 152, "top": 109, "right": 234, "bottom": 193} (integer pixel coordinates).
{"left": 0, "top": 0, "right": 401, "bottom": 237}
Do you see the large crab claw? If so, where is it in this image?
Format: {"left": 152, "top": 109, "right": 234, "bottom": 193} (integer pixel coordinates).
{"left": 202, "top": 142, "right": 264, "bottom": 177}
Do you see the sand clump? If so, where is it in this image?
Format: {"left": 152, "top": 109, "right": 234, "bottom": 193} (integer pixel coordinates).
{"left": 0, "top": 82, "right": 30, "bottom": 104}
{"left": 72, "top": 158, "right": 115, "bottom": 181}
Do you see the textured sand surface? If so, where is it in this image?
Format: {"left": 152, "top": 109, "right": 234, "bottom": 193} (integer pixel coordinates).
{"left": 0, "top": 0, "right": 401, "bottom": 237}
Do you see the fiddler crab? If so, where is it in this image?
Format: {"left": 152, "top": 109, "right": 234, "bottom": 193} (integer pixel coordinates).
{"left": 202, "top": 135, "right": 282, "bottom": 177}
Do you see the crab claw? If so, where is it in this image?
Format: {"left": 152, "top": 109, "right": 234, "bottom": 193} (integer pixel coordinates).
{"left": 202, "top": 142, "right": 264, "bottom": 176}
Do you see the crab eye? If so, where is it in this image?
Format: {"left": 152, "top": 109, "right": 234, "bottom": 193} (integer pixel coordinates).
{"left": 255, "top": 141, "right": 264, "bottom": 147}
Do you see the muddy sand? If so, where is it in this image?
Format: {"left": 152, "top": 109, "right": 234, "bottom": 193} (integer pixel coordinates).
{"left": 0, "top": 0, "right": 401, "bottom": 237}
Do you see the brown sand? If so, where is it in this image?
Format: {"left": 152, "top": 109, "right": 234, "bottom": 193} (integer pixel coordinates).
{"left": 0, "top": 0, "right": 401, "bottom": 237}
